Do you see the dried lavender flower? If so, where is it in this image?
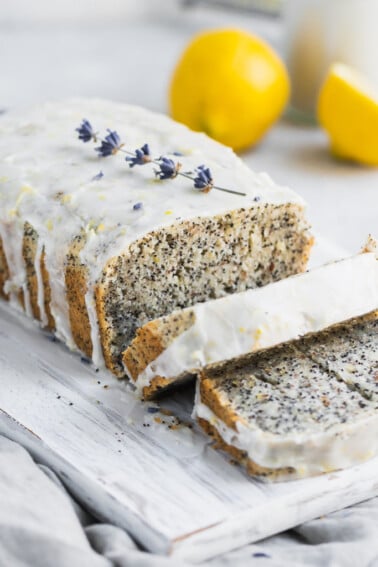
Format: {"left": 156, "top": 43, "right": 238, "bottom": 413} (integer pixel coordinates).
{"left": 133, "top": 202, "right": 143, "bottom": 210}
{"left": 155, "top": 157, "right": 181, "bottom": 180}
{"left": 92, "top": 170, "right": 104, "bottom": 181}
{"left": 96, "top": 129, "right": 123, "bottom": 157}
{"left": 194, "top": 165, "right": 214, "bottom": 193}
{"left": 126, "top": 143, "right": 151, "bottom": 167}
{"left": 76, "top": 119, "right": 97, "bottom": 143}
{"left": 76, "top": 120, "right": 246, "bottom": 196}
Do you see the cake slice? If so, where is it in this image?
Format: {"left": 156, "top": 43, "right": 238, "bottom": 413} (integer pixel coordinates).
{"left": 123, "top": 247, "right": 378, "bottom": 398}
{"left": 0, "top": 99, "right": 312, "bottom": 375}
{"left": 194, "top": 316, "right": 378, "bottom": 481}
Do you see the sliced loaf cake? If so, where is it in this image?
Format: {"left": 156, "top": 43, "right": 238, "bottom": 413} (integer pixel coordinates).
{"left": 0, "top": 99, "right": 313, "bottom": 375}
{"left": 123, "top": 248, "right": 378, "bottom": 398}
{"left": 194, "top": 312, "right": 378, "bottom": 481}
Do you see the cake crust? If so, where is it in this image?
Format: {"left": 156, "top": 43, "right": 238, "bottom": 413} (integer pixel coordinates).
{"left": 0, "top": 236, "right": 10, "bottom": 300}
{"left": 198, "top": 417, "right": 296, "bottom": 481}
{"left": 65, "top": 232, "right": 93, "bottom": 357}
{"left": 195, "top": 312, "right": 378, "bottom": 480}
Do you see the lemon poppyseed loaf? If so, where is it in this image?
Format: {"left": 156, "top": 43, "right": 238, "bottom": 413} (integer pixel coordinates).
{"left": 123, "top": 246, "right": 378, "bottom": 398}
{"left": 0, "top": 99, "right": 313, "bottom": 375}
{"left": 194, "top": 312, "right": 378, "bottom": 481}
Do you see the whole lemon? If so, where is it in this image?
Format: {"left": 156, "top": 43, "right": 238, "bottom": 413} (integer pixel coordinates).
{"left": 169, "top": 28, "right": 290, "bottom": 152}
{"left": 318, "top": 63, "right": 378, "bottom": 166}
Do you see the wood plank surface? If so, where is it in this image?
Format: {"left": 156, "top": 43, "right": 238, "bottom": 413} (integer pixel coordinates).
{"left": 0, "top": 240, "right": 377, "bottom": 561}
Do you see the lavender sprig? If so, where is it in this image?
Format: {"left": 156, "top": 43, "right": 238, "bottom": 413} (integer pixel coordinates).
{"left": 76, "top": 119, "right": 97, "bottom": 143}
{"left": 92, "top": 170, "right": 104, "bottom": 181}
{"left": 194, "top": 165, "right": 213, "bottom": 194}
{"left": 96, "top": 129, "right": 123, "bottom": 157}
{"left": 155, "top": 157, "right": 181, "bottom": 180}
{"left": 76, "top": 120, "right": 246, "bottom": 197}
{"left": 126, "top": 143, "right": 152, "bottom": 167}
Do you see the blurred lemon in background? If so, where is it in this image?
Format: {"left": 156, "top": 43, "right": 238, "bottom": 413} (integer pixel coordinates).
{"left": 318, "top": 63, "right": 378, "bottom": 166}
{"left": 169, "top": 28, "right": 290, "bottom": 152}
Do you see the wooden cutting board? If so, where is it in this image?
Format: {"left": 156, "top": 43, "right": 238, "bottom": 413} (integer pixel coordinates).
{"left": 0, "top": 239, "right": 377, "bottom": 562}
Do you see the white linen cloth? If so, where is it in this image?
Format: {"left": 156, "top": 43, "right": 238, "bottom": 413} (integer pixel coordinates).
{"left": 1, "top": 435, "right": 378, "bottom": 567}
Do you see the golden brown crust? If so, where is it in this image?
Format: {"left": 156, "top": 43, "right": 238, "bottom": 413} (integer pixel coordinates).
{"left": 0, "top": 236, "right": 10, "bottom": 300}
{"left": 123, "top": 321, "right": 167, "bottom": 381}
{"left": 2, "top": 223, "right": 55, "bottom": 330}
{"left": 40, "top": 248, "right": 55, "bottom": 331}
{"left": 95, "top": 277, "right": 117, "bottom": 373}
{"left": 199, "top": 375, "right": 242, "bottom": 431}
{"left": 301, "top": 235, "right": 315, "bottom": 270}
{"left": 65, "top": 233, "right": 93, "bottom": 357}
{"left": 198, "top": 417, "right": 296, "bottom": 480}
{"left": 17, "top": 289, "right": 25, "bottom": 310}
{"left": 123, "top": 310, "right": 196, "bottom": 381}
{"left": 198, "top": 417, "right": 248, "bottom": 462}
{"left": 23, "top": 222, "right": 41, "bottom": 321}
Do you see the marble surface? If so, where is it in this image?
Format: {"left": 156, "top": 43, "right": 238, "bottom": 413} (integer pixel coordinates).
{"left": 1, "top": 8, "right": 375, "bottom": 253}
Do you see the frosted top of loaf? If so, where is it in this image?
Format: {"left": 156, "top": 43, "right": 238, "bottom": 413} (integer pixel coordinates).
{"left": 0, "top": 98, "right": 304, "bottom": 362}
{"left": 0, "top": 98, "right": 302, "bottom": 226}
{"left": 0, "top": 99, "right": 304, "bottom": 249}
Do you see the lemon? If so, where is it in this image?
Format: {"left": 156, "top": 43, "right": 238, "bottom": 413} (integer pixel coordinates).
{"left": 169, "top": 28, "right": 290, "bottom": 152}
{"left": 318, "top": 63, "right": 378, "bottom": 166}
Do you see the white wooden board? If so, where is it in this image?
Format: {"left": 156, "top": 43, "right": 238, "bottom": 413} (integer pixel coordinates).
{"left": 1, "top": 239, "right": 377, "bottom": 562}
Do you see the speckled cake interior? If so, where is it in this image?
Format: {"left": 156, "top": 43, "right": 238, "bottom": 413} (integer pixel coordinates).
{"left": 196, "top": 313, "right": 378, "bottom": 480}
{"left": 99, "top": 202, "right": 310, "bottom": 374}
{"left": 298, "top": 316, "right": 378, "bottom": 400}
{"left": 123, "top": 250, "right": 377, "bottom": 399}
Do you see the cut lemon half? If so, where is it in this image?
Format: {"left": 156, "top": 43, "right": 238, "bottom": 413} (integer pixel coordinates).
{"left": 318, "top": 63, "right": 378, "bottom": 166}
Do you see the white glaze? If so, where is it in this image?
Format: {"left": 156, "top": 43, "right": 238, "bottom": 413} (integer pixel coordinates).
{"left": 194, "top": 382, "right": 378, "bottom": 477}
{"left": 0, "top": 99, "right": 303, "bottom": 365}
{"left": 135, "top": 251, "right": 378, "bottom": 391}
